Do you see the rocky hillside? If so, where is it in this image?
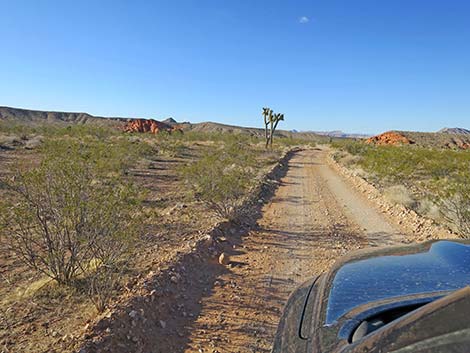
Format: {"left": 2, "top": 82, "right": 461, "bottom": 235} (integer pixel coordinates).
{"left": 366, "top": 131, "right": 414, "bottom": 146}
{"left": 438, "top": 127, "right": 470, "bottom": 135}
{"left": 366, "top": 130, "right": 470, "bottom": 149}
{"left": 0, "top": 106, "right": 329, "bottom": 142}
{"left": 0, "top": 106, "right": 127, "bottom": 126}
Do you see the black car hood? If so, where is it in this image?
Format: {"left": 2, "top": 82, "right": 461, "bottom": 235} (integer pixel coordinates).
{"left": 326, "top": 241, "right": 470, "bottom": 325}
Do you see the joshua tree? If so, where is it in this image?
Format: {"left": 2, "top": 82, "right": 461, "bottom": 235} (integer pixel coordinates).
{"left": 262, "top": 107, "right": 285, "bottom": 149}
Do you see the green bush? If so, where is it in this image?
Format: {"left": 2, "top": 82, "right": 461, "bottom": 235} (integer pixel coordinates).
{"left": 152, "top": 133, "right": 187, "bottom": 157}
{"left": 334, "top": 141, "right": 470, "bottom": 183}
{"left": 0, "top": 139, "right": 142, "bottom": 310}
{"left": 180, "top": 139, "right": 258, "bottom": 220}
{"left": 434, "top": 174, "right": 470, "bottom": 238}
{"left": 0, "top": 122, "right": 118, "bottom": 139}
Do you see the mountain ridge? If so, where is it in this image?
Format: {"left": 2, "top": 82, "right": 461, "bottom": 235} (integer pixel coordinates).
{"left": 0, "top": 106, "right": 329, "bottom": 142}
{"left": 438, "top": 127, "right": 470, "bottom": 135}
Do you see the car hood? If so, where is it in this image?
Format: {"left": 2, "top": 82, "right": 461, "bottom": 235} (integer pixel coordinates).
{"left": 326, "top": 240, "right": 470, "bottom": 325}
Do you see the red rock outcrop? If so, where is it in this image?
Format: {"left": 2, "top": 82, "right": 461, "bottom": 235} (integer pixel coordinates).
{"left": 366, "top": 131, "right": 413, "bottom": 146}
{"left": 122, "top": 119, "right": 183, "bottom": 134}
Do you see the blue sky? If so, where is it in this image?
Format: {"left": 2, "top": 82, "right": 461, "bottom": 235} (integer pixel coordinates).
{"left": 0, "top": 0, "right": 469, "bottom": 134}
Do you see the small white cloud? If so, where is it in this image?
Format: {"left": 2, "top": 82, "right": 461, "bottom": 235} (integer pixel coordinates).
{"left": 299, "top": 16, "right": 309, "bottom": 24}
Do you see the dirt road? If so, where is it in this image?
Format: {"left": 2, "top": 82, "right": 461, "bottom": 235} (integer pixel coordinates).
{"left": 184, "top": 148, "right": 404, "bottom": 352}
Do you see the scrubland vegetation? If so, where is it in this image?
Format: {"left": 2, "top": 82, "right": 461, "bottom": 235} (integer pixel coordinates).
{"left": 0, "top": 139, "right": 144, "bottom": 310}
{"left": 332, "top": 140, "right": 470, "bottom": 237}
{"left": 0, "top": 122, "right": 311, "bottom": 352}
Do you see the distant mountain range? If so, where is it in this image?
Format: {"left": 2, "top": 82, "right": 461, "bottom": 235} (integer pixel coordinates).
{"left": 438, "top": 127, "right": 470, "bottom": 135}
{"left": 4, "top": 106, "right": 467, "bottom": 144}
{"left": 290, "top": 130, "right": 370, "bottom": 138}
{"left": 310, "top": 130, "right": 371, "bottom": 138}
{"left": 0, "top": 106, "right": 329, "bottom": 142}
{"left": 0, "top": 106, "right": 126, "bottom": 126}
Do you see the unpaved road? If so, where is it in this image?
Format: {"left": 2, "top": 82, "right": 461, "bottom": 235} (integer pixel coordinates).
{"left": 184, "top": 148, "right": 404, "bottom": 353}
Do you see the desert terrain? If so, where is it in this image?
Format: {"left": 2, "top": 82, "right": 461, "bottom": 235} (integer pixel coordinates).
{"left": 0, "top": 107, "right": 468, "bottom": 353}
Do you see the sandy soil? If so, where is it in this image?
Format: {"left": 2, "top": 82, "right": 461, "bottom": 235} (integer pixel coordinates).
{"left": 183, "top": 147, "right": 406, "bottom": 353}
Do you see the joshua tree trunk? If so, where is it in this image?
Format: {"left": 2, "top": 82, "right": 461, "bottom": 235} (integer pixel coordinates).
{"left": 262, "top": 107, "right": 270, "bottom": 142}
{"left": 264, "top": 117, "right": 269, "bottom": 141}
{"left": 270, "top": 118, "right": 281, "bottom": 148}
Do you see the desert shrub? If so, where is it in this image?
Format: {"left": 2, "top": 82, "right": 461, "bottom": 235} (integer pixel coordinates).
{"left": 416, "top": 198, "right": 441, "bottom": 221}
{"left": 0, "top": 134, "right": 23, "bottom": 149}
{"left": 181, "top": 131, "right": 268, "bottom": 149}
{"left": 343, "top": 141, "right": 371, "bottom": 156}
{"left": 340, "top": 153, "right": 362, "bottom": 167}
{"left": 0, "top": 139, "right": 141, "bottom": 309}
{"left": 0, "top": 122, "right": 117, "bottom": 139}
{"left": 152, "top": 134, "right": 187, "bottom": 157}
{"left": 333, "top": 142, "right": 470, "bottom": 183}
{"left": 275, "top": 136, "right": 313, "bottom": 147}
{"left": 0, "top": 121, "right": 37, "bottom": 135}
{"left": 180, "top": 139, "right": 257, "bottom": 220}
{"left": 383, "top": 185, "right": 416, "bottom": 209}
{"left": 41, "top": 135, "right": 156, "bottom": 175}
{"left": 434, "top": 175, "right": 470, "bottom": 238}
{"left": 86, "top": 264, "right": 123, "bottom": 312}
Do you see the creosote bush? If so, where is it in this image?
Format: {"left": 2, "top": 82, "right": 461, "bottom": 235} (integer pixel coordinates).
{"left": 180, "top": 139, "right": 258, "bottom": 221}
{"left": 434, "top": 174, "right": 470, "bottom": 238}
{"left": 0, "top": 139, "right": 142, "bottom": 310}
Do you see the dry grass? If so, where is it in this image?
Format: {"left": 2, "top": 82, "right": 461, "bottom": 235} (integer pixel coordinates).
{"left": 383, "top": 185, "right": 417, "bottom": 209}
